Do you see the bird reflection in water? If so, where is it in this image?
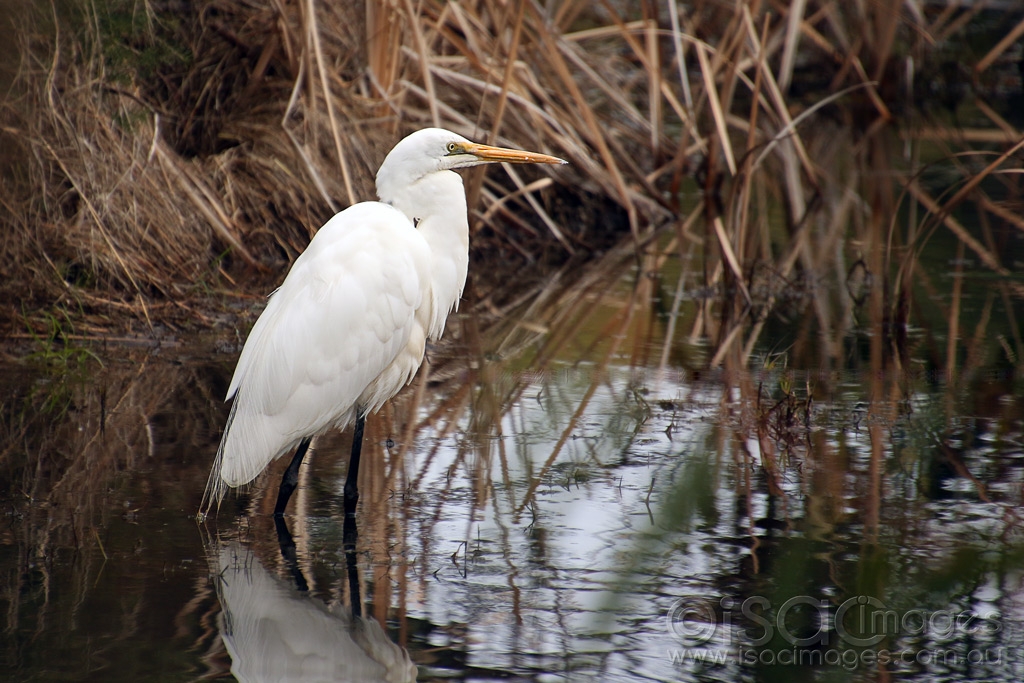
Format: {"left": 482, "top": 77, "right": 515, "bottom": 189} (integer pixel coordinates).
{"left": 209, "top": 515, "right": 416, "bottom": 682}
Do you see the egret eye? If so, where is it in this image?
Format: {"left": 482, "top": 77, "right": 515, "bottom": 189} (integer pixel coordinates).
{"left": 445, "top": 142, "right": 459, "bottom": 154}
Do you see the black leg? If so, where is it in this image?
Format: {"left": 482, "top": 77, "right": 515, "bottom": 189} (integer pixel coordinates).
{"left": 275, "top": 437, "right": 312, "bottom": 517}
{"left": 342, "top": 415, "right": 365, "bottom": 616}
{"left": 343, "top": 511, "right": 361, "bottom": 617}
{"left": 343, "top": 413, "right": 365, "bottom": 518}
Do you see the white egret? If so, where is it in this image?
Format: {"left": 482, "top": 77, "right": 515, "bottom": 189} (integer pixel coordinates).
{"left": 201, "top": 128, "right": 566, "bottom": 517}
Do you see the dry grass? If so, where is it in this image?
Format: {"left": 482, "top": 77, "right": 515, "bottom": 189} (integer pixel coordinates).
{"left": 0, "top": 0, "right": 1021, "bottom": 346}
{"left": 3, "top": 2, "right": 1021, "bottom": 658}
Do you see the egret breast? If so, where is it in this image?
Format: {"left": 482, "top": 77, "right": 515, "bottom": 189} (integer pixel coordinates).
{"left": 357, "top": 307, "right": 429, "bottom": 418}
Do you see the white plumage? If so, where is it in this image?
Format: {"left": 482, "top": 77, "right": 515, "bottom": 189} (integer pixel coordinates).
{"left": 202, "top": 128, "right": 565, "bottom": 514}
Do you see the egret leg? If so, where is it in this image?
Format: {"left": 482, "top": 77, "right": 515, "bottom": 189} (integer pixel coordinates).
{"left": 342, "top": 419, "right": 363, "bottom": 615}
{"left": 343, "top": 414, "right": 366, "bottom": 517}
{"left": 343, "top": 512, "right": 361, "bottom": 617}
{"left": 274, "top": 437, "right": 312, "bottom": 516}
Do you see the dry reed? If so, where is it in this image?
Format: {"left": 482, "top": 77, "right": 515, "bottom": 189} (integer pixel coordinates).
{"left": 4, "top": 3, "right": 1022, "bottom": 663}
{"left": 0, "top": 0, "right": 1020, "bottom": 357}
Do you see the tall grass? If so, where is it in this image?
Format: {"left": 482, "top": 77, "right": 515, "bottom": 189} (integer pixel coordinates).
{"left": 0, "top": 0, "right": 1021, "bottom": 350}
{"left": 2, "top": 3, "right": 1021, "bottom": 665}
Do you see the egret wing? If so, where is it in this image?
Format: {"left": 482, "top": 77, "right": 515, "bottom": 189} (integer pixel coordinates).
{"left": 208, "top": 202, "right": 432, "bottom": 495}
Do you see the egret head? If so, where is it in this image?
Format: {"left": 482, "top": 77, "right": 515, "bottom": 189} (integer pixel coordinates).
{"left": 376, "top": 128, "right": 565, "bottom": 204}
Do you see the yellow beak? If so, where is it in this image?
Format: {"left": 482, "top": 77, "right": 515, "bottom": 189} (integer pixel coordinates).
{"left": 461, "top": 142, "right": 567, "bottom": 165}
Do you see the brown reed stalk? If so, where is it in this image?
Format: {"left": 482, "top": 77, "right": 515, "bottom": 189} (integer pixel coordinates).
{"left": 1, "top": 0, "right": 1020, "bottom": 347}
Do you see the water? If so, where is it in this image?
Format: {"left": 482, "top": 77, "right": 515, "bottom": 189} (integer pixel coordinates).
{"left": 2, "top": 243, "right": 1023, "bottom": 682}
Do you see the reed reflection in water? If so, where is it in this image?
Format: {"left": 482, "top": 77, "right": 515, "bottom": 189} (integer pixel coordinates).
{"left": 1, "top": 233, "right": 1023, "bottom": 682}
{"left": 208, "top": 232, "right": 1023, "bottom": 681}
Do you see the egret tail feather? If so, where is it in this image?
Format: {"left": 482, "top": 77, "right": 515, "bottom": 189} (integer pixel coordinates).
{"left": 201, "top": 397, "right": 240, "bottom": 516}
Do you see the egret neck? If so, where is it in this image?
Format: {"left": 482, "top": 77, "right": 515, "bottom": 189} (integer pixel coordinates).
{"left": 377, "top": 168, "right": 469, "bottom": 340}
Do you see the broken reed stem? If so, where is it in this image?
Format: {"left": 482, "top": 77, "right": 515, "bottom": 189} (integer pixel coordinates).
{"left": 153, "top": 139, "right": 261, "bottom": 268}
{"left": 305, "top": 0, "right": 355, "bottom": 206}
{"left": 946, "top": 239, "right": 965, "bottom": 377}
{"left": 486, "top": 0, "right": 526, "bottom": 143}
{"left": 529, "top": 4, "right": 639, "bottom": 237}
{"left": 778, "top": 0, "right": 807, "bottom": 92}
{"left": 696, "top": 41, "right": 737, "bottom": 176}
{"left": 401, "top": 0, "right": 440, "bottom": 127}
{"left": 903, "top": 178, "right": 1024, "bottom": 298}
{"left": 974, "top": 16, "right": 1024, "bottom": 74}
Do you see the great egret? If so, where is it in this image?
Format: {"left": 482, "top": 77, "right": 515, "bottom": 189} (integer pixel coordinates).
{"left": 201, "top": 128, "right": 566, "bottom": 518}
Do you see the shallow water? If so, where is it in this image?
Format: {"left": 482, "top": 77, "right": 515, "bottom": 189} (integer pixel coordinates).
{"left": 2, "top": 241, "right": 1024, "bottom": 683}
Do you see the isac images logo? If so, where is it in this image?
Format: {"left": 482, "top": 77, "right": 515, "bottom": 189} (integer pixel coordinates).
{"left": 665, "top": 594, "right": 1018, "bottom": 670}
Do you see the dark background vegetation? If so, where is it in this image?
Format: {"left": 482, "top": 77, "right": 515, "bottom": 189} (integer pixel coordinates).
{"left": 0, "top": 0, "right": 1021, "bottom": 361}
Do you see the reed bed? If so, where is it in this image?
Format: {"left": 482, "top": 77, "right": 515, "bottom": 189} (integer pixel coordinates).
{"left": 3, "top": 229, "right": 1018, "bottom": 663}
{"left": 3, "top": 2, "right": 1021, "bottom": 666}
{"left": 0, "top": 0, "right": 1021, "bottom": 353}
